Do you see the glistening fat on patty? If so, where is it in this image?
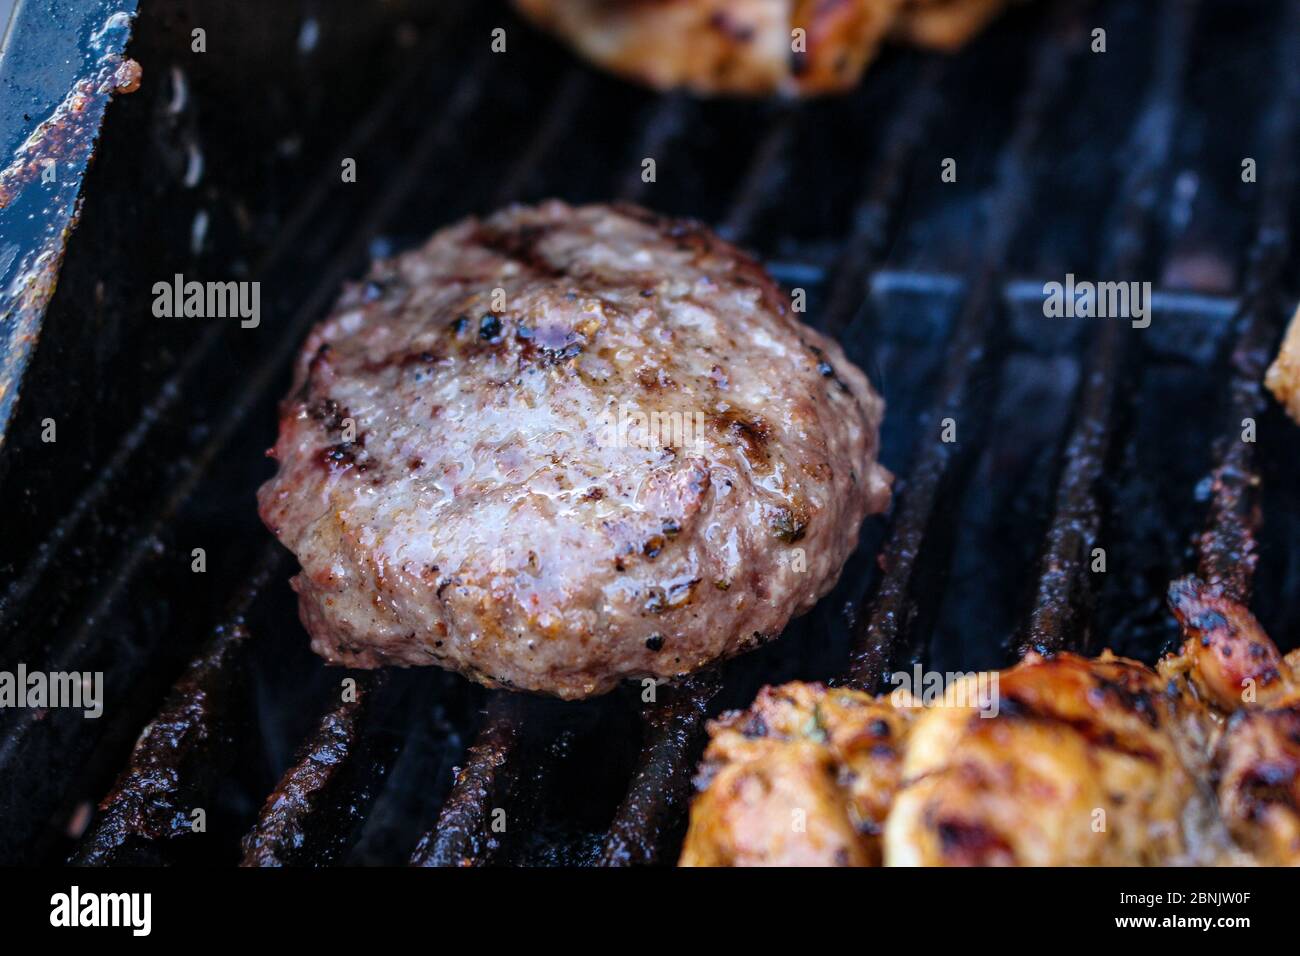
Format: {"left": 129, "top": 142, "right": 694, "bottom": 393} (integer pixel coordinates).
{"left": 258, "top": 201, "right": 891, "bottom": 699}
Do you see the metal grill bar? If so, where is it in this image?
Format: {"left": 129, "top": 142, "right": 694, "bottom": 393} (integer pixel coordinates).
{"left": 493, "top": 70, "right": 591, "bottom": 206}
{"left": 599, "top": 673, "right": 718, "bottom": 866}
{"left": 240, "top": 672, "right": 398, "bottom": 867}
{"left": 616, "top": 95, "right": 692, "bottom": 203}
{"left": 716, "top": 111, "right": 798, "bottom": 242}
{"left": 846, "top": 0, "right": 1086, "bottom": 690}
{"left": 408, "top": 694, "right": 533, "bottom": 867}
{"left": 1195, "top": 2, "right": 1300, "bottom": 602}
{"left": 1018, "top": 0, "right": 1193, "bottom": 657}
{"left": 822, "top": 61, "right": 945, "bottom": 338}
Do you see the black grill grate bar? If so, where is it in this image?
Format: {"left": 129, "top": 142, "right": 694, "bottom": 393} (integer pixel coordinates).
{"left": 822, "top": 60, "right": 945, "bottom": 338}
{"left": 845, "top": 0, "right": 1087, "bottom": 691}
{"left": 598, "top": 673, "right": 719, "bottom": 866}
{"left": 240, "top": 671, "right": 398, "bottom": 867}
{"left": 1017, "top": 0, "right": 1194, "bottom": 657}
{"left": 616, "top": 95, "right": 693, "bottom": 203}
{"left": 0, "top": 8, "right": 479, "bottom": 639}
{"left": 70, "top": 542, "right": 288, "bottom": 865}
{"left": 716, "top": 112, "right": 799, "bottom": 243}
{"left": 409, "top": 693, "right": 527, "bottom": 867}
{"left": 493, "top": 69, "right": 592, "bottom": 206}
{"left": 869, "top": 271, "right": 1241, "bottom": 319}
{"left": 1195, "top": 1, "right": 1300, "bottom": 603}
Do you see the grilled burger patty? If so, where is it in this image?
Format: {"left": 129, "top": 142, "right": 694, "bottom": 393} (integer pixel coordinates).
{"left": 258, "top": 201, "right": 891, "bottom": 699}
{"left": 680, "top": 577, "right": 1300, "bottom": 866}
{"left": 511, "top": 0, "right": 1013, "bottom": 96}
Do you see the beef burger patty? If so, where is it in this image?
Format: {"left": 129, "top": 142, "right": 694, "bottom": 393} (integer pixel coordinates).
{"left": 258, "top": 201, "right": 891, "bottom": 698}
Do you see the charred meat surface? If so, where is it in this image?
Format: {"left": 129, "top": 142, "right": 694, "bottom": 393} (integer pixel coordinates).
{"left": 259, "top": 201, "right": 891, "bottom": 699}
{"left": 681, "top": 577, "right": 1300, "bottom": 865}
{"left": 511, "top": 0, "right": 1012, "bottom": 96}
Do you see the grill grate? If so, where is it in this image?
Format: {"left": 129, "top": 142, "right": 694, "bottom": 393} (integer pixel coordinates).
{"left": 1, "top": 0, "right": 1297, "bottom": 866}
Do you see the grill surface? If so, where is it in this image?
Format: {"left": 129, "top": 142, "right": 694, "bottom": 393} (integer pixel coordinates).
{"left": 2, "top": 0, "right": 1299, "bottom": 866}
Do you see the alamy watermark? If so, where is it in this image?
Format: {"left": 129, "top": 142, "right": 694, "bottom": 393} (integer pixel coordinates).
{"left": 0, "top": 664, "right": 103, "bottom": 718}
{"left": 152, "top": 273, "right": 260, "bottom": 328}
{"left": 598, "top": 401, "right": 706, "bottom": 452}
{"left": 888, "top": 664, "right": 1000, "bottom": 718}
{"left": 1042, "top": 273, "right": 1152, "bottom": 329}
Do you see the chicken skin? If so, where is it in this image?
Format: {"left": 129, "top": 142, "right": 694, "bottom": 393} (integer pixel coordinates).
{"left": 512, "top": 0, "right": 1014, "bottom": 96}
{"left": 681, "top": 576, "right": 1298, "bottom": 866}
{"left": 886, "top": 653, "right": 1209, "bottom": 866}
{"left": 679, "top": 682, "right": 912, "bottom": 866}
{"left": 1266, "top": 303, "right": 1300, "bottom": 423}
{"left": 1166, "top": 577, "right": 1300, "bottom": 865}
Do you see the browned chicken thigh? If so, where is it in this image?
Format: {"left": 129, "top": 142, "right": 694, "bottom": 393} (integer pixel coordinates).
{"left": 512, "top": 0, "right": 1014, "bottom": 96}
{"left": 681, "top": 576, "right": 1299, "bottom": 865}
{"left": 1266, "top": 304, "right": 1300, "bottom": 423}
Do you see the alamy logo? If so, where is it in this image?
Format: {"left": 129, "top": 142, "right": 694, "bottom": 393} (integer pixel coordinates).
{"left": 598, "top": 402, "right": 706, "bottom": 452}
{"left": 1042, "top": 273, "right": 1152, "bottom": 328}
{"left": 0, "top": 664, "right": 102, "bottom": 718}
{"left": 152, "top": 273, "right": 260, "bottom": 328}
{"left": 888, "top": 664, "right": 1000, "bottom": 718}
{"left": 50, "top": 886, "right": 151, "bottom": 936}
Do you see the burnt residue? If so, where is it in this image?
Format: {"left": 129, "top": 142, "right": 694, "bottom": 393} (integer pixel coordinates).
{"left": 320, "top": 439, "right": 370, "bottom": 473}
{"left": 709, "top": 408, "right": 771, "bottom": 469}
{"left": 769, "top": 503, "right": 809, "bottom": 543}
{"left": 309, "top": 396, "right": 349, "bottom": 431}
{"left": 807, "top": 344, "right": 849, "bottom": 394}
{"left": 471, "top": 221, "right": 566, "bottom": 279}
{"left": 935, "top": 819, "right": 1017, "bottom": 865}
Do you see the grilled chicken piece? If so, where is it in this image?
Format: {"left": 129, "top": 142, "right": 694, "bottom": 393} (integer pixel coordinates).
{"left": 888, "top": 653, "right": 1209, "bottom": 866}
{"left": 679, "top": 682, "right": 913, "bottom": 866}
{"left": 259, "top": 201, "right": 890, "bottom": 699}
{"left": 1215, "top": 707, "right": 1300, "bottom": 865}
{"left": 682, "top": 654, "right": 1211, "bottom": 866}
{"left": 1165, "top": 576, "right": 1300, "bottom": 712}
{"left": 512, "top": 0, "right": 1012, "bottom": 96}
{"left": 681, "top": 576, "right": 1298, "bottom": 865}
{"left": 1167, "top": 576, "right": 1300, "bottom": 865}
{"left": 893, "top": 0, "right": 1014, "bottom": 51}
{"left": 1266, "top": 303, "right": 1300, "bottom": 423}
